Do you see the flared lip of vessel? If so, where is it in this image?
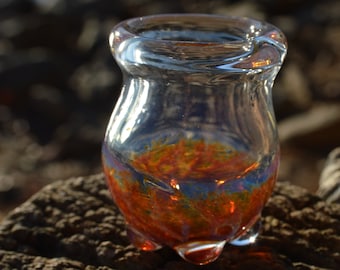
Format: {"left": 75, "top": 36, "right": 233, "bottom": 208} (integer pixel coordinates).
{"left": 110, "top": 13, "right": 287, "bottom": 72}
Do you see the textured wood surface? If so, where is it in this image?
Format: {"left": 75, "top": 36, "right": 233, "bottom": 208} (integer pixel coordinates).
{"left": 0, "top": 174, "right": 339, "bottom": 269}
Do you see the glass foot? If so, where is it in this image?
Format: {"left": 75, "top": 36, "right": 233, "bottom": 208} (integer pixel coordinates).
{"left": 174, "top": 240, "right": 226, "bottom": 265}
{"left": 127, "top": 226, "right": 162, "bottom": 251}
{"left": 230, "top": 219, "right": 261, "bottom": 246}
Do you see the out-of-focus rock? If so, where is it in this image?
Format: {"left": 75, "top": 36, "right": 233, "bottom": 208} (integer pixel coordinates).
{"left": 273, "top": 62, "right": 312, "bottom": 118}
{"left": 278, "top": 146, "right": 323, "bottom": 192}
{"left": 278, "top": 103, "right": 340, "bottom": 152}
{"left": 213, "top": 2, "right": 265, "bottom": 20}
{"left": 32, "top": 0, "right": 125, "bottom": 18}
{"left": 0, "top": 15, "right": 82, "bottom": 51}
{"left": 309, "top": 38, "right": 340, "bottom": 99}
{"left": 0, "top": 49, "right": 74, "bottom": 94}
{"left": 317, "top": 147, "right": 340, "bottom": 203}
{"left": 0, "top": 0, "right": 33, "bottom": 14}
{"left": 69, "top": 52, "right": 120, "bottom": 103}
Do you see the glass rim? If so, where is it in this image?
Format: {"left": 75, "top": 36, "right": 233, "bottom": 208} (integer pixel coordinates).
{"left": 110, "top": 13, "right": 287, "bottom": 72}
{"left": 110, "top": 13, "right": 284, "bottom": 45}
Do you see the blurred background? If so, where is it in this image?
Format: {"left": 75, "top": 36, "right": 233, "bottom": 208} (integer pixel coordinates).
{"left": 0, "top": 0, "right": 339, "bottom": 220}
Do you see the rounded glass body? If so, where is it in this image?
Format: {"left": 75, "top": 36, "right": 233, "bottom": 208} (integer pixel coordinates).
{"left": 102, "top": 14, "right": 287, "bottom": 265}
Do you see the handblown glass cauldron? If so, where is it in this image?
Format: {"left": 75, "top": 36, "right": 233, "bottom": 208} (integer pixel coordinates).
{"left": 102, "top": 14, "right": 287, "bottom": 265}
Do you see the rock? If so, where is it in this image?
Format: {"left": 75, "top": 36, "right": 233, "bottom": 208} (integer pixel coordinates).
{"left": 1, "top": 0, "right": 340, "bottom": 242}
{"left": 0, "top": 0, "right": 33, "bottom": 14}
{"left": 33, "top": 0, "right": 125, "bottom": 18}
{"left": 317, "top": 147, "right": 340, "bottom": 203}
{"left": 273, "top": 62, "right": 312, "bottom": 119}
{"left": 278, "top": 146, "right": 322, "bottom": 192}
{"left": 0, "top": 50, "right": 63, "bottom": 91}
{"left": 255, "top": 0, "right": 307, "bottom": 13}
{"left": 278, "top": 103, "right": 340, "bottom": 152}
{"left": 0, "top": 174, "right": 339, "bottom": 269}
{"left": 213, "top": 2, "right": 265, "bottom": 21}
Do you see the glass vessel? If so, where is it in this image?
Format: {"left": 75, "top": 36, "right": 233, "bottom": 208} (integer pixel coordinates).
{"left": 102, "top": 14, "right": 287, "bottom": 265}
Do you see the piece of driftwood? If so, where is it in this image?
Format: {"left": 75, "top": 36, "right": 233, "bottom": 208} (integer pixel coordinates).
{"left": 0, "top": 174, "right": 339, "bottom": 269}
